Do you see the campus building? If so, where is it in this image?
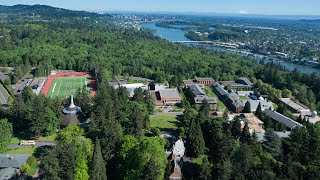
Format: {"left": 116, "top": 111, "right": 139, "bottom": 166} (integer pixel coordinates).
{"left": 264, "top": 109, "right": 303, "bottom": 129}
{"left": 183, "top": 77, "right": 215, "bottom": 86}
{"left": 113, "top": 83, "right": 148, "bottom": 97}
{"left": 187, "top": 84, "right": 217, "bottom": 108}
{"left": 220, "top": 77, "right": 254, "bottom": 91}
{"left": 61, "top": 95, "right": 81, "bottom": 128}
{"left": 158, "top": 88, "right": 182, "bottom": 106}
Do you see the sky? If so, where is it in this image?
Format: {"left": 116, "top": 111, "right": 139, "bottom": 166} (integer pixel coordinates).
{"left": 0, "top": 0, "right": 319, "bottom": 15}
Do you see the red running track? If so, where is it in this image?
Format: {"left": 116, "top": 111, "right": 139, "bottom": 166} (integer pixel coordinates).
{"left": 42, "top": 72, "right": 96, "bottom": 96}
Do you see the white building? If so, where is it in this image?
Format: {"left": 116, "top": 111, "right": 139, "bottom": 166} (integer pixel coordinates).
{"left": 115, "top": 83, "right": 148, "bottom": 97}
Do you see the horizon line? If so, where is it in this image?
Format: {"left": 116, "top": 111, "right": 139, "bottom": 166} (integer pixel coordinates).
{"left": 2, "top": 4, "right": 320, "bottom": 17}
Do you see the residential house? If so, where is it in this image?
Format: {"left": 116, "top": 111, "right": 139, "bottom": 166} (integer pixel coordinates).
{"left": 0, "top": 154, "right": 30, "bottom": 179}
{"left": 166, "top": 139, "right": 185, "bottom": 180}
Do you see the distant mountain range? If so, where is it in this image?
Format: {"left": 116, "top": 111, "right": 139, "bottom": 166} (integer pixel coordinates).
{"left": 0, "top": 4, "right": 111, "bottom": 18}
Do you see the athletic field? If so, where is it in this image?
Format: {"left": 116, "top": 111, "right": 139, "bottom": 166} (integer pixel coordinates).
{"left": 47, "top": 76, "right": 90, "bottom": 99}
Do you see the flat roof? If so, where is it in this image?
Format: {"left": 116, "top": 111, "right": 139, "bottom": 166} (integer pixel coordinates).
{"left": 159, "top": 88, "right": 181, "bottom": 99}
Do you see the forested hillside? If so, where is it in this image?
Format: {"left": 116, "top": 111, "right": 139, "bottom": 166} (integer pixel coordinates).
{"left": 0, "top": 5, "right": 320, "bottom": 179}
{"left": 0, "top": 7, "right": 319, "bottom": 112}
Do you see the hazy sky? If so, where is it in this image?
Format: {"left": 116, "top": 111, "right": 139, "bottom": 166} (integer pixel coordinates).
{"left": 0, "top": 0, "right": 319, "bottom": 15}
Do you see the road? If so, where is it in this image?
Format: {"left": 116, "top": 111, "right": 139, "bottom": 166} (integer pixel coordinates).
{"left": 8, "top": 141, "right": 56, "bottom": 149}
{"left": 0, "top": 83, "right": 9, "bottom": 106}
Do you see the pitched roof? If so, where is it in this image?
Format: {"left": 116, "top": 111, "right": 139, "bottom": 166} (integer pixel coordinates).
{"left": 187, "top": 84, "right": 206, "bottom": 96}
{"left": 61, "top": 114, "right": 80, "bottom": 127}
{"left": 264, "top": 109, "right": 303, "bottom": 129}
{"left": 237, "top": 77, "right": 254, "bottom": 86}
{"left": 0, "top": 167, "right": 18, "bottom": 180}
{"left": 212, "top": 82, "right": 228, "bottom": 97}
{"left": 0, "top": 154, "right": 30, "bottom": 168}
{"left": 278, "top": 98, "right": 310, "bottom": 112}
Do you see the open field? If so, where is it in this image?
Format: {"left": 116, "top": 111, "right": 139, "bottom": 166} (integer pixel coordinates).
{"left": 6, "top": 146, "right": 36, "bottom": 154}
{"left": 150, "top": 114, "right": 181, "bottom": 130}
{"left": 47, "top": 76, "right": 90, "bottom": 99}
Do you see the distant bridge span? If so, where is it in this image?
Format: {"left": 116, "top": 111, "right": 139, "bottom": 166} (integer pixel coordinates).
{"left": 172, "top": 40, "right": 239, "bottom": 49}
{"left": 172, "top": 40, "right": 214, "bottom": 43}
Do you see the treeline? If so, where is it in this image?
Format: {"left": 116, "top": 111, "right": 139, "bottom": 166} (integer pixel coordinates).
{"left": 256, "top": 63, "right": 320, "bottom": 111}
{"left": 0, "top": 18, "right": 319, "bottom": 112}
{"left": 181, "top": 101, "right": 320, "bottom": 179}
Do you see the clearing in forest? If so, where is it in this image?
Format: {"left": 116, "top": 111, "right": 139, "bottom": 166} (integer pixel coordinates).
{"left": 42, "top": 71, "right": 96, "bottom": 99}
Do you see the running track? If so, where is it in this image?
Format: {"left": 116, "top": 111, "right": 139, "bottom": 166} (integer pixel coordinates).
{"left": 42, "top": 72, "right": 96, "bottom": 96}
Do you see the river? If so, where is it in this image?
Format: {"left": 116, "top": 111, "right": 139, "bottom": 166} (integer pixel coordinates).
{"left": 141, "top": 22, "right": 320, "bottom": 75}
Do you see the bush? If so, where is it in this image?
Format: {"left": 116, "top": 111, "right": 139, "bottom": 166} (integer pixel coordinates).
{"left": 27, "top": 156, "right": 37, "bottom": 165}
{"left": 21, "top": 163, "right": 31, "bottom": 174}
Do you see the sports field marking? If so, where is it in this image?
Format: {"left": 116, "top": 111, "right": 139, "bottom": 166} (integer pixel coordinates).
{"left": 47, "top": 76, "right": 91, "bottom": 99}
{"left": 51, "top": 82, "right": 57, "bottom": 93}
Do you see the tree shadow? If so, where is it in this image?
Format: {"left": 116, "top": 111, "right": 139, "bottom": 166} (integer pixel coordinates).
{"left": 33, "top": 145, "right": 54, "bottom": 159}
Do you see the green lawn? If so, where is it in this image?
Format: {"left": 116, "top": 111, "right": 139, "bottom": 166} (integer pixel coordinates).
{"left": 6, "top": 146, "right": 36, "bottom": 154}
{"left": 10, "top": 137, "right": 21, "bottom": 144}
{"left": 47, "top": 76, "right": 90, "bottom": 99}
{"left": 150, "top": 114, "right": 180, "bottom": 130}
{"left": 239, "top": 96, "right": 249, "bottom": 100}
{"left": 37, "top": 133, "right": 57, "bottom": 141}
{"left": 204, "top": 87, "right": 216, "bottom": 97}
{"left": 204, "top": 86, "right": 226, "bottom": 109}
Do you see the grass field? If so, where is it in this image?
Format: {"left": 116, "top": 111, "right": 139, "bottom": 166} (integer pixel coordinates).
{"left": 6, "top": 146, "right": 36, "bottom": 154}
{"left": 204, "top": 86, "right": 226, "bottom": 109}
{"left": 47, "top": 76, "right": 90, "bottom": 99}
{"left": 150, "top": 114, "right": 181, "bottom": 130}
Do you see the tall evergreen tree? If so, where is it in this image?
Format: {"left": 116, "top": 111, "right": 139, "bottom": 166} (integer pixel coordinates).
{"left": 240, "top": 122, "right": 251, "bottom": 143}
{"left": 231, "top": 119, "right": 242, "bottom": 139}
{"left": 262, "top": 129, "right": 281, "bottom": 157}
{"left": 242, "top": 101, "right": 251, "bottom": 113}
{"left": 198, "top": 99, "right": 210, "bottom": 123}
{"left": 186, "top": 119, "right": 205, "bottom": 157}
{"left": 255, "top": 102, "right": 263, "bottom": 118}
{"left": 0, "top": 118, "right": 12, "bottom": 152}
{"left": 90, "top": 138, "right": 107, "bottom": 180}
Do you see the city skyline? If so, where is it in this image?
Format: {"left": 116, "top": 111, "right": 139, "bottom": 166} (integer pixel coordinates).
{"left": 0, "top": 0, "right": 320, "bottom": 15}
